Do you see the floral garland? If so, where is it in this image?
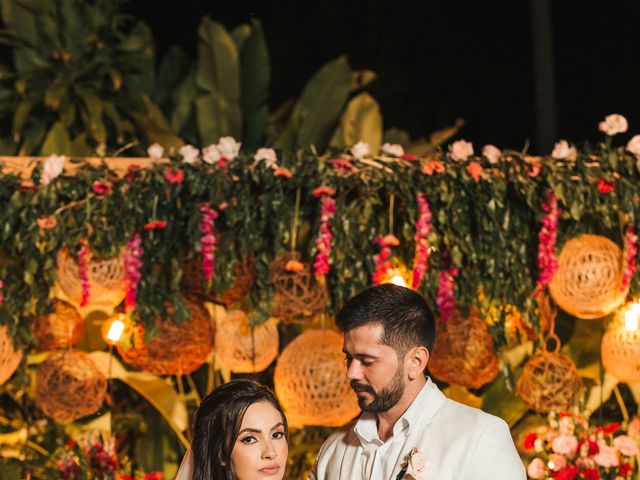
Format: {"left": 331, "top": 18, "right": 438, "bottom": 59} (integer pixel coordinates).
{"left": 77, "top": 240, "right": 90, "bottom": 307}
{"left": 536, "top": 191, "right": 560, "bottom": 291}
{"left": 372, "top": 234, "right": 400, "bottom": 284}
{"left": 199, "top": 203, "right": 219, "bottom": 282}
{"left": 0, "top": 279, "right": 4, "bottom": 306}
{"left": 436, "top": 266, "right": 458, "bottom": 322}
{"left": 312, "top": 187, "right": 336, "bottom": 280}
{"left": 411, "top": 194, "right": 433, "bottom": 290}
{"left": 124, "top": 232, "right": 143, "bottom": 311}
{"left": 622, "top": 224, "right": 638, "bottom": 291}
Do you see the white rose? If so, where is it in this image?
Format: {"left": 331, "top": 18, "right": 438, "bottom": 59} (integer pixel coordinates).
{"left": 147, "top": 143, "right": 164, "bottom": 159}
{"left": 626, "top": 135, "right": 640, "bottom": 157}
{"left": 381, "top": 143, "right": 405, "bottom": 157}
{"left": 598, "top": 114, "right": 628, "bottom": 136}
{"left": 482, "top": 144, "right": 501, "bottom": 164}
{"left": 179, "top": 145, "right": 199, "bottom": 164}
{"left": 254, "top": 148, "right": 278, "bottom": 169}
{"left": 202, "top": 145, "right": 222, "bottom": 165}
{"left": 551, "top": 140, "right": 577, "bottom": 161}
{"left": 350, "top": 141, "right": 370, "bottom": 159}
{"left": 217, "top": 136, "right": 241, "bottom": 160}
{"left": 40, "top": 155, "right": 65, "bottom": 186}
{"left": 449, "top": 139, "right": 474, "bottom": 162}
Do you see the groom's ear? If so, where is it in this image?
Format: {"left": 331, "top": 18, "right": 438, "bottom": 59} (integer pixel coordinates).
{"left": 405, "top": 346, "right": 430, "bottom": 380}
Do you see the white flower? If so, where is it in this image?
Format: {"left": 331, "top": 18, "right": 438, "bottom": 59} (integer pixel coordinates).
{"left": 449, "top": 139, "right": 474, "bottom": 162}
{"left": 627, "top": 135, "right": 640, "bottom": 157}
{"left": 381, "top": 143, "right": 405, "bottom": 157}
{"left": 404, "top": 448, "right": 426, "bottom": 480}
{"left": 40, "top": 155, "right": 65, "bottom": 186}
{"left": 254, "top": 148, "right": 278, "bottom": 169}
{"left": 179, "top": 144, "right": 199, "bottom": 164}
{"left": 202, "top": 144, "right": 222, "bottom": 165}
{"left": 147, "top": 143, "right": 164, "bottom": 159}
{"left": 217, "top": 136, "right": 241, "bottom": 160}
{"left": 350, "top": 141, "right": 370, "bottom": 159}
{"left": 482, "top": 144, "right": 501, "bottom": 164}
{"left": 551, "top": 140, "right": 577, "bottom": 161}
{"left": 598, "top": 114, "right": 628, "bottom": 136}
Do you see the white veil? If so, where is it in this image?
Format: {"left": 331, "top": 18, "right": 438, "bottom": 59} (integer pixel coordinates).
{"left": 174, "top": 448, "right": 194, "bottom": 480}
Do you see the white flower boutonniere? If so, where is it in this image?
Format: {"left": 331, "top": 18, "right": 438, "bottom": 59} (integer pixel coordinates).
{"left": 396, "top": 447, "right": 426, "bottom": 480}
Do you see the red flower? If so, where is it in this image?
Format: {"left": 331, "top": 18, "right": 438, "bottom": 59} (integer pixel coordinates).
{"left": 595, "top": 422, "right": 620, "bottom": 435}
{"left": 143, "top": 473, "right": 164, "bottom": 480}
{"left": 555, "top": 465, "right": 579, "bottom": 480}
{"left": 273, "top": 166, "right": 293, "bottom": 178}
{"left": 523, "top": 432, "right": 539, "bottom": 450}
{"left": 92, "top": 180, "right": 113, "bottom": 195}
{"left": 125, "top": 164, "right": 140, "bottom": 180}
{"left": 144, "top": 220, "right": 167, "bottom": 230}
{"left": 165, "top": 167, "right": 184, "bottom": 184}
{"left": 580, "top": 468, "right": 600, "bottom": 480}
{"left": 37, "top": 216, "right": 57, "bottom": 229}
{"left": 577, "top": 439, "right": 599, "bottom": 456}
{"left": 401, "top": 154, "right": 418, "bottom": 161}
{"left": 20, "top": 181, "right": 37, "bottom": 191}
{"left": 312, "top": 186, "right": 336, "bottom": 197}
{"left": 331, "top": 159, "right": 355, "bottom": 172}
{"left": 619, "top": 463, "right": 632, "bottom": 476}
{"left": 467, "top": 161, "right": 483, "bottom": 182}
{"left": 597, "top": 178, "right": 615, "bottom": 194}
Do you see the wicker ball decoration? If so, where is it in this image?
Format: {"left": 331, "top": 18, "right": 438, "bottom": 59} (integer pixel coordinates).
{"left": 215, "top": 310, "right": 278, "bottom": 373}
{"left": 516, "top": 335, "right": 583, "bottom": 413}
{"left": 220, "top": 258, "right": 255, "bottom": 307}
{"left": 117, "top": 298, "right": 214, "bottom": 375}
{"left": 428, "top": 310, "right": 499, "bottom": 389}
{"left": 31, "top": 300, "right": 84, "bottom": 350}
{"left": 35, "top": 350, "right": 107, "bottom": 423}
{"left": 601, "top": 323, "right": 640, "bottom": 383}
{"left": 56, "top": 247, "right": 125, "bottom": 308}
{"left": 269, "top": 252, "right": 327, "bottom": 323}
{"left": 181, "top": 258, "right": 213, "bottom": 297}
{"left": 0, "top": 325, "right": 23, "bottom": 386}
{"left": 274, "top": 329, "right": 359, "bottom": 426}
{"left": 549, "top": 234, "right": 627, "bottom": 319}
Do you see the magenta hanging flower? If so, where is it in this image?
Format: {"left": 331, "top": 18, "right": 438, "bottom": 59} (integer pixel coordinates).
{"left": 124, "top": 232, "right": 143, "bottom": 311}
{"left": 77, "top": 240, "right": 90, "bottom": 307}
{"left": 0, "top": 279, "right": 4, "bottom": 306}
{"left": 372, "top": 235, "right": 399, "bottom": 284}
{"left": 622, "top": 224, "right": 638, "bottom": 291}
{"left": 411, "top": 194, "right": 433, "bottom": 289}
{"left": 313, "top": 190, "right": 336, "bottom": 279}
{"left": 436, "top": 266, "right": 458, "bottom": 322}
{"left": 536, "top": 191, "right": 560, "bottom": 290}
{"left": 199, "top": 203, "right": 219, "bottom": 282}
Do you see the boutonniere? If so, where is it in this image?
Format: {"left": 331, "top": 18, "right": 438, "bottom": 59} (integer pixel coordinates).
{"left": 395, "top": 447, "right": 427, "bottom": 480}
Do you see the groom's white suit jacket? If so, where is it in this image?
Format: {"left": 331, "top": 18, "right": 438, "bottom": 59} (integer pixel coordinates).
{"left": 308, "top": 378, "right": 526, "bottom": 480}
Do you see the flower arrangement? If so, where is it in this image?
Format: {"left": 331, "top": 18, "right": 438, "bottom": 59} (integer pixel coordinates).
{"left": 622, "top": 224, "right": 638, "bottom": 291}
{"left": 523, "top": 412, "right": 640, "bottom": 480}
{"left": 536, "top": 191, "right": 560, "bottom": 291}
{"left": 411, "top": 193, "right": 433, "bottom": 290}
{"left": 312, "top": 187, "right": 337, "bottom": 280}
{"left": 372, "top": 234, "right": 400, "bottom": 285}
{"left": 77, "top": 240, "right": 91, "bottom": 307}
{"left": 124, "top": 233, "right": 143, "bottom": 312}
{"left": 436, "top": 266, "right": 458, "bottom": 322}
{"left": 199, "top": 203, "right": 219, "bottom": 283}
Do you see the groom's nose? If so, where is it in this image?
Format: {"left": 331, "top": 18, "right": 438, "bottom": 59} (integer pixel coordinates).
{"left": 346, "top": 359, "right": 363, "bottom": 381}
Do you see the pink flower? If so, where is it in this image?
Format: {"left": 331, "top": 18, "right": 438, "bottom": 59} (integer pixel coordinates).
{"left": 551, "top": 140, "right": 577, "bottom": 161}
{"left": 350, "top": 141, "right": 370, "bottom": 159}
{"left": 331, "top": 158, "right": 355, "bottom": 173}
{"left": 536, "top": 192, "right": 559, "bottom": 289}
{"left": 381, "top": 234, "right": 400, "bottom": 246}
{"left": 217, "top": 136, "right": 241, "bottom": 160}
{"left": 526, "top": 458, "right": 545, "bottom": 479}
{"left": 199, "top": 204, "right": 219, "bottom": 282}
{"left": 421, "top": 160, "right": 446, "bottom": 175}
{"left": 436, "top": 266, "right": 458, "bottom": 322}
{"left": 598, "top": 114, "right": 628, "bottom": 136}
{"left": 313, "top": 196, "right": 336, "bottom": 278}
{"left": 92, "top": 180, "right": 113, "bottom": 195}
{"left": 77, "top": 241, "right": 90, "bottom": 307}
{"left": 627, "top": 135, "right": 640, "bottom": 157}
{"left": 404, "top": 448, "right": 426, "bottom": 480}
{"left": 449, "top": 139, "right": 474, "bottom": 161}
{"left": 482, "top": 144, "right": 501, "bottom": 164}
{"left": 627, "top": 416, "right": 640, "bottom": 438}
{"left": 594, "top": 441, "right": 619, "bottom": 467}
{"left": 147, "top": 143, "right": 164, "bottom": 159}
{"left": 40, "top": 155, "right": 65, "bottom": 186}
{"left": 613, "top": 435, "right": 639, "bottom": 456}
{"left": 0, "top": 279, "right": 4, "bottom": 306}
{"left": 37, "top": 217, "right": 57, "bottom": 229}
{"left": 179, "top": 145, "right": 199, "bottom": 164}
{"left": 381, "top": 143, "right": 405, "bottom": 157}
{"left": 411, "top": 194, "right": 432, "bottom": 289}
{"left": 466, "top": 161, "right": 483, "bottom": 181}
{"left": 622, "top": 225, "right": 638, "bottom": 291}
{"left": 253, "top": 148, "right": 278, "bottom": 169}
{"left": 124, "top": 232, "right": 143, "bottom": 311}
{"left": 552, "top": 434, "right": 578, "bottom": 458}
{"left": 202, "top": 144, "right": 222, "bottom": 166}
{"left": 164, "top": 167, "right": 184, "bottom": 184}
{"left": 549, "top": 453, "right": 567, "bottom": 471}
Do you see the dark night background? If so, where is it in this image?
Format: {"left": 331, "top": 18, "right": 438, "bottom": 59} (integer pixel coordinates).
{"left": 124, "top": 0, "right": 640, "bottom": 154}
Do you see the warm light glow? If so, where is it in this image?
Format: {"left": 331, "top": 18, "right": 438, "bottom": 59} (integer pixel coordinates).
{"left": 625, "top": 302, "right": 640, "bottom": 332}
{"left": 548, "top": 460, "right": 555, "bottom": 470}
{"left": 101, "top": 313, "right": 127, "bottom": 345}
{"left": 391, "top": 274, "right": 407, "bottom": 287}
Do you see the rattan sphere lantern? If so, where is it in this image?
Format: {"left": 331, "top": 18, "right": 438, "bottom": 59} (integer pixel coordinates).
{"left": 428, "top": 310, "right": 499, "bottom": 389}
{"left": 601, "top": 321, "right": 640, "bottom": 383}
{"left": 269, "top": 252, "right": 327, "bottom": 323}
{"left": 0, "top": 325, "right": 22, "bottom": 386}
{"left": 220, "top": 258, "right": 255, "bottom": 307}
{"left": 549, "top": 234, "right": 627, "bottom": 319}
{"left": 56, "top": 247, "right": 125, "bottom": 308}
{"left": 31, "top": 299, "right": 84, "bottom": 350}
{"left": 117, "top": 298, "right": 214, "bottom": 375}
{"left": 215, "top": 310, "right": 278, "bottom": 373}
{"left": 35, "top": 350, "right": 107, "bottom": 423}
{"left": 274, "top": 329, "right": 359, "bottom": 426}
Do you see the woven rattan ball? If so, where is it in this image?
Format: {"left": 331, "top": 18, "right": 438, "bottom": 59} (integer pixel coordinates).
{"left": 31, "top": 300, "right": 84, "bottom": 350}
{"left": 117, "top": 298, "right": 214, "bottom": 375}
{"left": 35, "top": 350, "right": 107, "bottom": 423}
{"left": 428, "top": 310, "right": 499, "bottom": 389}
{"left": 215, "top": 310, "right": 278, "bottom": 373}
{"left": 516, "top": 343, "right": 583, "bottom": 413}
{"left": 549, "top": 234, "right": 627, "bottom": 319}
{"left": 0, "top": 325, "right": 22, "bottom": 386}
{"left": 601, "top": 324, "right": 640, "bottom": 383}
{"left": 56, "top": 247, "right": 125, "bottom": 308}
{"left": 181, "top": 258, "right": 213, "bottom": 297}
{"left": 274, "top": 329, "right": 359, "bottom": 426}
{"left": 220, "top": 258, "right": 255, "bottom": 307}
{"left": 269, "top": 253, "right": 327, "bottom": 323}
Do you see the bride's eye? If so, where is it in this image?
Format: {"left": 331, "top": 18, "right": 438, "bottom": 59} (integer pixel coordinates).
{"left": 272, "top": 431, "right": 285, "bottom": 440}
{"left": 240, "top": 436, "right": 257, "bottom": 445}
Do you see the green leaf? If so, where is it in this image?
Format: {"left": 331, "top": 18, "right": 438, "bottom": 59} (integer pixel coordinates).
{"left": 170, "top": 66, "right": 197, "bottom": 134}
{"left": 39, "top": 120, "right": 70, "bottom": 155}
{"left": 11, "top": 100, "right": 33, "bottom": 141}
{"left": 231, "top": 23, "right": 251, "bottom": 51}
{"left": 329, "top": 92, "right": 382, "bottom": 153}
{"left": 195, "top": 91, "right": 242, "bottom": 145}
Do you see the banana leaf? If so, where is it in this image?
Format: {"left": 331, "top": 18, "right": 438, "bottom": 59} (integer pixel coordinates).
{"left": 329, "top": 92, "right": 382, "bottom": 153}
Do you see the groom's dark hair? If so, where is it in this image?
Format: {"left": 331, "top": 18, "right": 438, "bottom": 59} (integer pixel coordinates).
{"left": 336, "top": 284, "right": 436, "bottom": 356}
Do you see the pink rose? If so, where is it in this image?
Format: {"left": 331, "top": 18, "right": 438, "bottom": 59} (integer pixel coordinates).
{"left": 482, "top": 144, "right": 501, "bottom": 164}
{"left": 627, "top": 135, "right": 640, "bottom": 157}
{"left": 594, "top": 442, "right": 619, "bottom": 468}
{"left": 558, "top": 416, "right": 574, "bottom": 435}
{"left": 549, "top": 453, "right": 567, "bottom": 471}
{"left": 546, "top": 429, "right": 559, "bottom": 443}
{"left": 613, "top": 435, "right": 639, "bottom": 456}
{"left": 147, "top": 143, "right": 164, "bottom": 159}
{"left": 627, "top": 416, "right": 640, "bottom": 438}
{"left": 598, "top": 114, "right": 628, "bottom": 136}
{"left": 351, "top": 141, "right": 370, "bottom": 159}
{"left": 526, "top": 458, "right": 546, "bottom": 479}
{"left": 552, "top": 434, "right": 578, "bottom": 458}
{"left": 551, "top": 140, "right": 577, "bottom": 161}
{"left": 449, "top": 139, "right": 474, "bottom": 161}
{"left": 404, "top": 449, "right": 426, "bottom": 480}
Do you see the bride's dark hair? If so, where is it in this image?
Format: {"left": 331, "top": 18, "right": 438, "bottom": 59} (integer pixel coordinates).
{"left": 191, "top": 379, "right": 288, "bottom": 480}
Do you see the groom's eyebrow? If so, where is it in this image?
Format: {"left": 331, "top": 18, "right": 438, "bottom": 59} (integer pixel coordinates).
{"left": 343, "top": 350, "right": 378, "bottom": 360}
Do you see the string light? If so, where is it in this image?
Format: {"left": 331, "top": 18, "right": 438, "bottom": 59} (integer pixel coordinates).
{"left": 101, "top": 313, "right": 126, "bottom": 345}
{"left": 625, "top": 302, "right": 640, "bottom": 332}
{"left": 391, "top": 274, "right": 407, "bottom": 287}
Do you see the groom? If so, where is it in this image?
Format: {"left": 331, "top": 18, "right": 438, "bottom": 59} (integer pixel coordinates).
{"left": 309, "top": 284, "right": 525, "bottom": 479}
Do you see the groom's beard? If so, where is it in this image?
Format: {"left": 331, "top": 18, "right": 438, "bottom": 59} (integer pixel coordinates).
{"left": 350, "top": 367, "right": 404, "bottom": 413}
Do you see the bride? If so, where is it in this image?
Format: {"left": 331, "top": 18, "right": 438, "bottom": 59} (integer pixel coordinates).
{"left": 175, "top": 379, "right": 289, "bottom": 480}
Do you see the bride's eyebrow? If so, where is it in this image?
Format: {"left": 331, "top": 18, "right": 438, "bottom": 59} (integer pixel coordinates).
{"left": 238, "top": 427, "right": 261, "bottom": 435}
{"left": 270, "top": 422, "right": 284, "bottom": 431}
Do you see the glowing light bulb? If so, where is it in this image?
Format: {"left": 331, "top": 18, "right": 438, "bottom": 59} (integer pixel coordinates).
{"left": 625, "top": 303, "right": 640, "bottom": 331}
{"left": 391, "top": 275, "right": 406, "bottom": 287}
{"left": 101, "top": 313, "right": 126, "bottom": 345}
{"left": 548, "top": 460, "right": 555, "bottom": 470}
